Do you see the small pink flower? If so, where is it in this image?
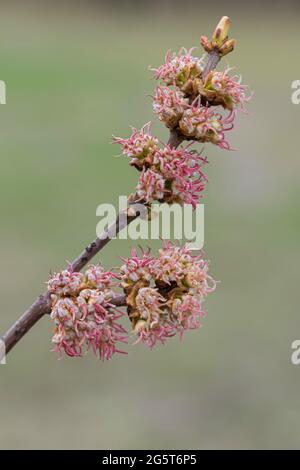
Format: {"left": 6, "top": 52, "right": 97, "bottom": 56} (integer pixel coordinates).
{"left": 113, "top": 122, "right": 158, "bottom": 168}
{"left": 171, "top": 293, "right": 205, "bottom": 338}
{"left": 77, "top": 289, "right": 127, "bottom": 361}
{"left": 152, "top": 48, "right": 204, "bottom": 88}
{"left": 152, "top": 145, "right": 208, "bottom": 208}
{"left": 136, "top": 169, "right": 165, "bottom": 203}
{"left": 154, "top": 242, "right": 216, "bottom": 298}
{"left": 153, "top": 86, "right": 188, "bottom": 129}
{"left": 153, "top": 242, "right": 194, "bottom": 285}
{"left": 135, "top": 322, "right": 175, "bottom": 349}
{"left": 133, "top": 287, "right": 174, "bottom": 348}
{"left": 48, "top": 268, "right": 84, "bottom": 297}
{"left": 49, "top": 266, "right": 128, "bottom": 360}
{"left": 179, "top": 104, "right": 235, "bottom": 149}
{"left": 209, "top": 68, "right": 250, "bottom": 111}
{"left": 131, "top": 144, "right": 208, "bottom": 208}
{"left": 84, "top": 264, "right": 114, "bottom": 290}
{"left": 135, "top": 287, "right": 165, "bottom": 321}
{"left": 184, "top": 259, "right": 216, "bottom": 297}
{"left": 50, "top": 297, "right": 86, "bottom": 357}
{"left": 119, "top": 247, "right": 154, "bottom": 286}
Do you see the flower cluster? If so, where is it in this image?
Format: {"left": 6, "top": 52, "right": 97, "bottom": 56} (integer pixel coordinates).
{"left": 113, "top": 122, "right": 159, "bottom": 170}
{"left": 151, "top": 48, "right": 204, "bottom": 89}
{"left": 48, "top": 264, "right": 127, "bottom": 360}
{"left": 114, "top": 125, "right": 208, "bottom": 208}
{"left": 153, "top": 86, "right": 188, "bottom": 129}
{"left": 179, "top": 104, "right": 235, "bottom": 150}
{"left": 119, "top": 242, "right": 216, "bottom": 348}
{"left": 113, "top": 32, "right": 250, "bottom": 208}
{"left": 151, "top": 40, "right": 249, "bottom": 146}
{"left": 199, "top": 69, "right": 250, "bottom": 111}
{"left": 48, "top": 242, "right": 216, "bottom": 356}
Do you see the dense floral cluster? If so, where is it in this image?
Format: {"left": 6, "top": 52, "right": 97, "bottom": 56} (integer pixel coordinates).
{"left": 114, "top": 125, "right": 208, "bottom": 208}
{"left": 119, "top": 242, "right": 216, "bottom": 348}
{"left": 151, "top": 46, "right": 249, "bottom": 147}
{"left": 48, "top": 265, "right": 127, "bottom": 360}
{"left": 179, "top": 104, "right": 235, "bottom": 150}
{"left": 152, "top": 48, "right": 204, "bottom": 89}
{"left": 113, "top": 27, "right": 250, "bottom": 209}
{"left": 113, "top": 122, "right": 159, "bottom": 170}
{"left": 200, "top": 69, "right": 250, "bottom": 111}
{"left": 152, "top": 86, "right": 188, "bottom": 129}
{"left": 48, "top": 243, "right": 216, "bottom": 356}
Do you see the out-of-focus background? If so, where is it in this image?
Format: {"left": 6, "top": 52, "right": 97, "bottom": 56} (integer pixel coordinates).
{"left": 0, "top": 0, "right": 300, "bottom": 450}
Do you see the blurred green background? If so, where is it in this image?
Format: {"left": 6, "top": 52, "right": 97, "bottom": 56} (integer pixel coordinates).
{"left": 0, "top": 0, "right": 300, "bottom": 449}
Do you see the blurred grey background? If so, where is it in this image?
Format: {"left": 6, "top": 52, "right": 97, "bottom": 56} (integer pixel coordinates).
{"left": 0, "top": 0, "right": 300, "bottom": 449}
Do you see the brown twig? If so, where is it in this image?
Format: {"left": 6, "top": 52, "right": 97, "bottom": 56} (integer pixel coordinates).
{"left": 202, "top": 50, "right": 220, "bottom": 80}
{"left": 0, "top": 45, "right": 222, "bottom": 358}
{"left": 0, "top": 211, "right": 137, "bottom": 356}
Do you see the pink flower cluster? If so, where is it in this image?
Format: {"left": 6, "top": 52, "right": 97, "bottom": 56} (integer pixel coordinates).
{"left": 48, "top": 242, "right": 216, "bottom": 356}
{"left": 152, "top": 48, "right": 250, "bottom": 146}
{"left": 113, "top": 122, "right": 158, "bottom": 170}
{"left": 48, "top": 265, "right": 127, "bottom": 360}
{"left": 152, "top": 86, "right": 188, "bottom": 129}
{"left": 114, "top": 125, "right": 208, "bottom": 208}
{"left": 202, "top": 68, "right": 250, "bottom": 111}
{"left": 179, "top": 104, "right": 235, "bottom": 150}
{"left": 119, "top": 242, "right": 216, "bottom": 348}
{"left": 151, "top": 48, "right": 204, "bottom": 90}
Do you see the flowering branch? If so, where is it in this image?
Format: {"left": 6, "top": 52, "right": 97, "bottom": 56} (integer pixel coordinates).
{"left": 1, "top": 16, "right": 249, "bottom": 360}
{"left": 1, "top": 217, "right": 132, "bottom": 355}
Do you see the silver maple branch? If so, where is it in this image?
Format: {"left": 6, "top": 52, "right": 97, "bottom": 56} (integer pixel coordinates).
{"left": 0, "top": 46, "right": 223, "bottom": 358}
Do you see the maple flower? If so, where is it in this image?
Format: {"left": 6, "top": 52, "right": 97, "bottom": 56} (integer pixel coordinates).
{"left": 48, "top": 268, "right": 84, "bottom": 297}
{"left": 179, "top": 103, "right": 235, "bottom": 149}
{"left": 152, "top": 145, "right": 208, "bottom": 208}
{"left": 84, "top": 264, "right": 115, "bottom": 290}
{"left": 152, "top": 48, "right": 204, "bottom": 91}
{"left": 130, "top": 287, "right": 172, "bottom": 348}
{"left": 119, "top": 242, "right": 216, "bottom": 348}
{"left": 154, "top": 242, "right": 216, "bottom": 296}
{"left": 113, "top": 122, "right": 158, "bottom": 169}
{"left": 170, "top": 293, "right": 206, "bottom": 336}
{"left": 153, "top": 86, "right": 188, "bottom": 129}
{"left": 135, "top": 320, "right": 175, "bottom": 349}
{"left": 134, "top": 287, "right": 165, "bottom": 321}
{"left": 119, "top": 247, "right": 154, "bottom": 287}
{"left": 51, "top": 297, "right": 85, "bottom": 357}
{"left": 136, "top": 168, "right": 165, "bottom": 202}
{"left": 76, "top": 289, "right": 127, "bottom": 361}
{"left": 48, "top": 265, "right": 128, "bottom": 360}
{"left": 132, "top": 144, "right": 208, "bottom": 208}
{"left": 200, "top": 68, "right": 250, "bottom": 111}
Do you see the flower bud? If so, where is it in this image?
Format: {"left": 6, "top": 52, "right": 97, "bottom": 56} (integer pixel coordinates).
{"left": 219, "top": 38, "right": 236, "bottom": 57}
{"left": 212, "top": 16, "right": 230, "bottom": 47}
{"left": 200, "top": 16, "right": 236, "bottom": 58}
{"left": 200, "top": 35, "right": 213, "bottom": 53}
